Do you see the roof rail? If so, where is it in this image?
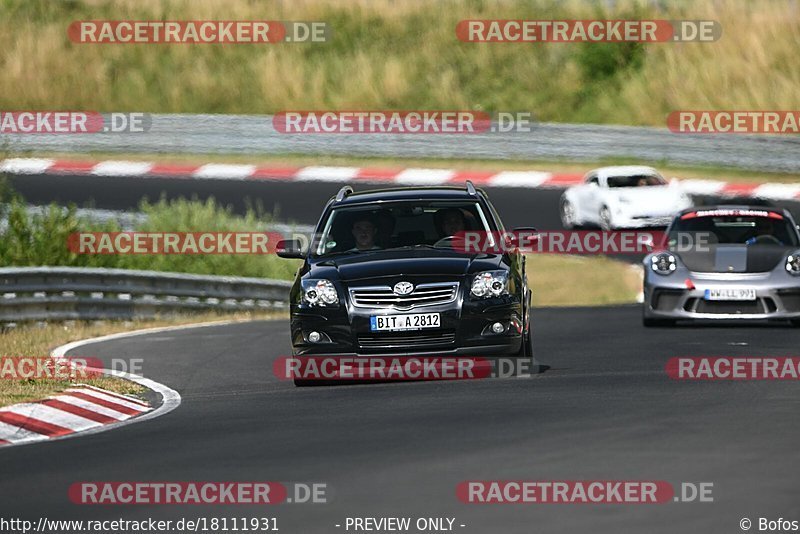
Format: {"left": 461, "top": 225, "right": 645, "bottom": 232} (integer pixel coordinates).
{"left": 335, "top": 185, "right": 354, "bottom": 202}
{"left": 465, "top": 180, "right": 477, "bottom": 196}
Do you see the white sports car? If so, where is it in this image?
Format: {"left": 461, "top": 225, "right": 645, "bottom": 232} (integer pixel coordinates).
{"left": 560, "top": 166, "right": 693, "bottom": 230}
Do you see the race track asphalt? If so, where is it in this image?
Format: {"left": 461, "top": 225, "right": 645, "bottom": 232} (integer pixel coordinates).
{"left": 2, "top": 306, "right": 799, "bottom": 533}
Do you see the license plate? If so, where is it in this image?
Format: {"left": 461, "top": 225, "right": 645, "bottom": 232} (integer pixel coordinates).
{"left": 370, "top": 313, "right": 440, "bottom": 332}
{"left": 704, "top": 288, "right": 756, "bottom": 301}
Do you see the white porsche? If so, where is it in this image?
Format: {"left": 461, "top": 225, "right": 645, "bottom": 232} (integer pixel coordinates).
{"left": 559, "top": 166, "right": 692, "bottom": 230}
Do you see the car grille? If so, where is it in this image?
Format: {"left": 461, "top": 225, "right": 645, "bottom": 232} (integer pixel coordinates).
{"left": 349, "top": 282, "right": 459, "bottom": 309}
{"left": 652, "top": 289, "right": 683, "bottom": 312}
{"left": 777, "top": 290, "right": 800, "bottom": 313}
{"left": 685, "top": 298, "right": 770, "bottom": 315}
{"left": 357, "top": 331, "right": 456, "bottom": 350}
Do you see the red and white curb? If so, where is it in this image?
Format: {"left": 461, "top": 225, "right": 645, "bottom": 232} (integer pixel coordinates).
{"left": 0, "top": 157, "right": 578, "bottom": 188}
{"left": 5, "top": 157, "right": 798, "bottom": 200}
{"left": 0, "top": 322, "right": 248, "bottom": 448}
{"left": 0, "top": 385, "right": 151, "bottom": 446}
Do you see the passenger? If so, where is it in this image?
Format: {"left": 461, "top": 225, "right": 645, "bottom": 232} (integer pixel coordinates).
{"left": 437, "top": 208, "right": 467, "bottom": 237}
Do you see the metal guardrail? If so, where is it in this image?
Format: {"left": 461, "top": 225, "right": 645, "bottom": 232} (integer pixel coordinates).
{"left": 2, "top": 114, "right": 799, "bottom": 173}
{"left": 0, "top": 267, "right": 291, "bottom": 323}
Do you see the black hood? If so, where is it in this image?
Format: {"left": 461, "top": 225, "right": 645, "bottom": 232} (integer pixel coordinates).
{"left": 675, "top": 244, "right": 790, "bottom": 273}
{"left": 309, "top": 249, "right": 503, "bottom": 282}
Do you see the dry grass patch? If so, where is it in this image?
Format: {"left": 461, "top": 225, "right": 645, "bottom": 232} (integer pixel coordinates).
{"left": 529, "top": 254, "right": 641, "bottom": 307}
{"left": 0, "top": 311, "right": 284, "bottom": 406}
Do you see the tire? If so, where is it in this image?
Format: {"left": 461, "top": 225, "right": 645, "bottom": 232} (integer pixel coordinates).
{"left": 509, "top": 295, "right": 537, "bottom": 376}
{"left": 560, "top": 198, "right": 576, "bottom": 229}
{"left": 599, "top": 205, "right": 613, "bottom": 231}
{"left": 790, "top": 319, "right": 800, "bottom": 328}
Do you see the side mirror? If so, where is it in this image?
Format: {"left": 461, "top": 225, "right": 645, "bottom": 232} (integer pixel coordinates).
{"left": 276, "top": 239, "right": 305, "bottom": 259}
{"left": 509, "top": 227, "right": 539, "bottom": 252}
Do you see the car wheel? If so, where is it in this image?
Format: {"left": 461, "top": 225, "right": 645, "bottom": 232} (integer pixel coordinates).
{"left": 510, "top": 304, "right": 537, "bottom": 376}
{"left": 560, "top": 199, "right": 576, "bottom": 229}
{"left": 643, "top": 316, "right": 676, "bottom": 327}
{"left": 790, "top": 319, "right": 800, "bottom": 327}
{"left": 599, "top": 206, "right": 613, "bottom": 231}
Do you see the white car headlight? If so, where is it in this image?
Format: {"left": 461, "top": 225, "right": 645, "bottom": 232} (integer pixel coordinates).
{"left": 786, "top": 253, "right": 800, "bottom": 276}
{"left": 650, "top": 253, "right": 677, "bottom": 276}
{"left": 302, "top": 279, "right": 339, "bottom": 306}
{"left": 471, "top": 271, "right": 509, "bottom": 298}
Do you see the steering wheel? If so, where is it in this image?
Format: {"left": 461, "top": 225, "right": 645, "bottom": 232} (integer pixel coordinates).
{"left": 750, "top": 235, "right": 782, "bottom": 246}
{"left": 433, "top": 236, "right": 459, "bottom": 248}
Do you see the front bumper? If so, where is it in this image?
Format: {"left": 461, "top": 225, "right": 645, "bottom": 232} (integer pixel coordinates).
{"left": 644, "top": 272, "right": 800, "bottom": 320}
{"left": 290, "top": 297, "right": 523, "bottom": 357}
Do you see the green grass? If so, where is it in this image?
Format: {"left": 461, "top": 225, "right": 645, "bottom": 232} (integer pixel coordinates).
{"left": 529, "top": 254, "right": 641, "bottom": 307}
{"left": 0, "top": 0, "right": 797, "bottom": 126}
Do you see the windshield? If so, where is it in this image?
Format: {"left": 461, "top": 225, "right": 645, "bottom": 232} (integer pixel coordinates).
{"left": 607, "top": 174, "right": 666, "bottom": 188}
{"left": 668, "top": 210, "right": 799, "bottom": 247}
{"left": 312, "top": 200, "right": 493, "bottom": 257}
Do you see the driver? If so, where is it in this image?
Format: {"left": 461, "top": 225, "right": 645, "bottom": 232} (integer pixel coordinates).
{"left": 349, "top": 216, "right": 381, "bottom": 251}
{"left": 746, "top": 217, "right": 783, "bottom": 245}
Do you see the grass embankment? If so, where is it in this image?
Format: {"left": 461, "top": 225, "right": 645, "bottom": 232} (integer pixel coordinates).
{"left": 0, "top": 0, "right": 797, "bottom": 126}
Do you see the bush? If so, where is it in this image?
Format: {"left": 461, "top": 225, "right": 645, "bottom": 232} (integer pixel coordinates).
{"left": 0, "top": 192, "right": 300, "bottom": 280}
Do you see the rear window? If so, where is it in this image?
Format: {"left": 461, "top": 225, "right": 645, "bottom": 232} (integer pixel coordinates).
{"left": 669, "top": 211, "right": 799, "bottom": 246}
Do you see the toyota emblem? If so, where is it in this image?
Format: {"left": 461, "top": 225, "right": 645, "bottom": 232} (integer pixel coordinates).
{"left": 393, "top": 282, "right": 414, "bottom": 295}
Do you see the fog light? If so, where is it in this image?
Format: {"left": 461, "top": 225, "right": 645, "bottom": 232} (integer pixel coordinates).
{"left": 491, "top": 322, "right": 505, "bottom": 334}
{"left": 308, "top": 331, "right": 321, "bottom": 343}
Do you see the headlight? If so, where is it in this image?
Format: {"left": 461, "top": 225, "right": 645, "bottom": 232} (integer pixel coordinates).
{"left": 301, "top": 279, "right": 339, "bottom": 306}
{"left": 786, "top": 253, "right": 800, "bottom": 276}
{"left": 471, "top": 270, "right": 509, "bottom": 298}
{"left": 650, "top": 252, "right": 677, "bottom": 275}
